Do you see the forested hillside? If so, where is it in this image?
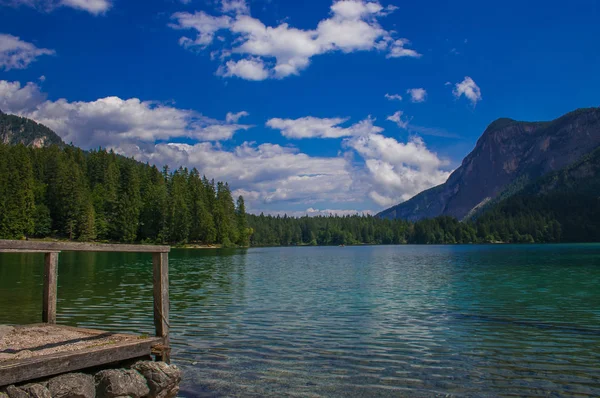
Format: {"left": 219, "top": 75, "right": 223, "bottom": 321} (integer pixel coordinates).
{"left": 0, "top": 111, "right": 64, "bottom": 148}
{"left": 473, "top": 146, "right": 600, "bottom": 243}
{"left": 0, "top": 143, "right": 251, "bottom": 246}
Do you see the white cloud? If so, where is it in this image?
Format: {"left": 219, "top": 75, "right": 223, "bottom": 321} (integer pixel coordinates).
{"left": 216, "top": 57, "right": 270, "bottom": 80}
{"left": 387, "top": 38, "right": 421, "bottom": 58}
{"left": 453, "top": 76, "right": 482, "bottom": 105}
{"left": 2, "top": 0, "right": 111, "bottom": 14}
{"left": 345, "top": 133, "right": 451, "bottom": 205}
{"left": 225, "top": 110, "right": 249, "bottom": 123}
{"left": 0, "top": 34, "right": 55, "bottom": 70}
{"left": 406, "top": 88, "right": 427, "bottom": 103}
{"left": 386, "top": 110, "right": 410, "bottom": 129}
{"left": 171, "top": 0, "right": 420, "bottom": 80}
{"left": 220, "top": 0, "right": 248, "bottom": 15}
{"left": 59, "top": 0, "right": 110, "bottom": 14}
{"left": 267, "top": 116, "right": 382, "bottom": 139}
{"left": 254, "top": 207, "right": 374, "bottom": 217}
{"left": 0, "top": 80, "right": 47, "bottom": 111}
{"left": 369, "top": 191, "right": 397, "bottom": 207}
{"left": 385, "top": 93, "right": 402, "bottom": 101}
{"left": 172, "top": 11, "right": 232, "bottom": 48}
{"left": 0, "top": 80, "right": 251, "bottom": 146}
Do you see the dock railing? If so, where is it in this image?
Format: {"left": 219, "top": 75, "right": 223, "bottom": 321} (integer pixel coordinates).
{"left": 0, "top": 240, "right": 171, "bottom": 362}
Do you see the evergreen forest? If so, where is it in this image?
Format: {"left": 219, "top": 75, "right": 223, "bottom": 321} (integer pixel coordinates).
{"left": 1, "top": 142, "right": 598, "bottom": 247}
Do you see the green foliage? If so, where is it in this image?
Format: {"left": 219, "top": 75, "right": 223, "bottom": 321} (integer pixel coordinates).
{"left": 0, "top": 143, "right": 245, "bottom": 245}
{"left": 0, "top": 112, "right": 64, "bottom": 147}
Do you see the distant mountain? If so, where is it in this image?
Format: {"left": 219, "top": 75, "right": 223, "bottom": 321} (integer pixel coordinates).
{"left": 378, "top": 107, "right": 600, "bottom": 221}
{"left": 0, "top": 110, "right": 64, "bottom": 148}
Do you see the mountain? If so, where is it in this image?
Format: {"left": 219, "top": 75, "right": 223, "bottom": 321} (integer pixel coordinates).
{"left": 474, "top": 145, "right": 600, "bottom": 242}
{"left": 378, "top": 107, "right": 600, "bottom": 221}
{"left": 0, "top": 110, "right": 64, "bottom": 148}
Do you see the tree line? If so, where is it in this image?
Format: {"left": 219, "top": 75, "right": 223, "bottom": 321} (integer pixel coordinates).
{"left": 248, "top": 198, "right": 598, "bottom": 246}
{"left": 1, "top": 143, "right": 597, "bottom": 247}
{"left": 0, "top": 143, "right": 250, "bottom": 246}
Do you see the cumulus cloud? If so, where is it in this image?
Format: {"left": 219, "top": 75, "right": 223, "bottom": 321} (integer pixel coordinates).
{"left": 386, "top": 110, "right": 410, "bottom": 129}
{"left": 2, "top": 0, "right": 111, "bottom": 14}
{"left": 0, "top": 34, "right": 55, "bottom": 70}
{"left": 0, "top": 80, "right": 252, "bottom": 147}
{"left": 384, "top": 93, "right": 402, "bottom": 101}
{"left": 345, "top": 132, "right": 451, "bottom": 205}
{"left": 406, "top": 88, "right": 427, "bottom": 103}
{"left": 170, "top": 0, "right": 420, "bottom": 80}
{"left": 216, "top": 57, "right": 270, "bottom": 80}
{"left": 453, "top": 76, "right": 482, "bottom": 105}
{"left": 267, "top": 116, "right": 382, "bottom": 139}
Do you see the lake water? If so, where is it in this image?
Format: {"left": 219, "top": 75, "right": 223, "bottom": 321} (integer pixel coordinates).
{"left": 1, "top": 245, "right": 600, "bottom": 397}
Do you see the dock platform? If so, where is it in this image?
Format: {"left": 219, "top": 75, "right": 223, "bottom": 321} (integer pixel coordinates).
{"left": 0, "top": 324, "right": 162, "bottom": 386}
{"left": 0, "top": 240, "right": 171, "bottom": 388}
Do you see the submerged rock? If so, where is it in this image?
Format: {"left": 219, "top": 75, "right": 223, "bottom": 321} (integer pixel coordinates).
{"left": 48, "top": 373, "right": 95, "bottom": 398}
{"left": 132, "top": 360, "right": 181, "bottom": 398}
{"left": 95, "top": 369, "right": 149, "bottom": 398}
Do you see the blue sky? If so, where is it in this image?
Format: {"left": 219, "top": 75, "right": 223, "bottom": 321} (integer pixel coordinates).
{"left": 1, "top": 0, "right": 599, "bottom": 215}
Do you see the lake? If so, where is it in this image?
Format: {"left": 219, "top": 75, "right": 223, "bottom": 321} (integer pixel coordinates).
{"left": 1, "top": 244, "right": 600, "bottom": 396}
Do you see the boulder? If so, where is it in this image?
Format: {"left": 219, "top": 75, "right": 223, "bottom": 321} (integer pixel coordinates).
{"left": 131, "top": 361, "right": 182, "bottom": 398}
{"left": 95, "top": 369, "right": 149, "bottom": 398}
{"left": 48, "top": 373, "right": 95, "bottom": 398}
{"left": 19, "top": 384, "right": 51, "bottom": 398}
{"left": 4, "top": 386, "right": 28, "bottom": 398}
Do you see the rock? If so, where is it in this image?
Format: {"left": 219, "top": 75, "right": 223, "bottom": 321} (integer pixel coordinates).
{"left": 0, "top": 326, "right": 14, "bottom": 339}
{"left": 0, "top": 353, "right": 15, "bottom": 361}
{"left": 20, "top": 384, "right": 51, "bottom": 398}
{"left": 0, "top": 391, "right": 8, "bottom": 398}
{"left": 95, "top": 369, "right": 149, "bottom": 398}
{"left": 131, "top": 361, "right": 182, "bottom": 398}
{"left": 48, "top": 373, "right": 95, "bottom": 398}
{"left": 5, "top": 386, "right": 28, "bottom": 398}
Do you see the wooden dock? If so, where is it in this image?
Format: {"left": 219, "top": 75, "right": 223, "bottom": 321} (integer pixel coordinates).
{"left": 0, "top": 240, "right": 171, "bottom": 387}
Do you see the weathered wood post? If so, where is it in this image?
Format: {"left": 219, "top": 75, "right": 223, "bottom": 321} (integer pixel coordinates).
{"left": 43, "top": 252, "right": 59, "bottom": 324}
{"left": 152, "top": 252, "right": 170, "bottom": 363}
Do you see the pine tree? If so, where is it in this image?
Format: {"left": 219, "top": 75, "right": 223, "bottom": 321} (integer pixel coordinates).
{"left": 236, "top": 195, "right": 251, "bottom": 246}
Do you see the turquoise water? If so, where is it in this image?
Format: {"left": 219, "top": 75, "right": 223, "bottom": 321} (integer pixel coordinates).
{"left": 1, "top": 245, "right": 600, "bottom": 396}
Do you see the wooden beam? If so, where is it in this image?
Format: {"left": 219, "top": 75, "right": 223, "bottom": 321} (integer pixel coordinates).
{"left": 152, "top": 252, "right": 170, "bottom": 363}
{"left": 0, "top": 240, "right": 170, "bottom": 253}
{"left": 0, "top": 337, "right": 162, "bottom": 387}
{"left": 43, "top": 252, "right": 59, "bottom": 324}
{"left": 0, "top": 249, "right": 60, "bottom": 253}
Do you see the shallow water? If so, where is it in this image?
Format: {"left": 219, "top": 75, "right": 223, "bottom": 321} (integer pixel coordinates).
{"left": 1, "top": 244, "right": 600, "bottom": 397}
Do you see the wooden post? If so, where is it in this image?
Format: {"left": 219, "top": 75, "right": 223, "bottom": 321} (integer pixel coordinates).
{"left": 152, "top": 252, "right": 170, "bottom": 363}
{"left": 43, "top": 252, "right": 59, "bottom": 324}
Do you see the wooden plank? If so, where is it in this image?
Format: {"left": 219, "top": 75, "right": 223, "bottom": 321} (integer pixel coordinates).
{"left": 0, "top": 337, "right": 162, "bottom": 387}
{"left": 0, "top": 249, "right": 60, "bottom": 253}
{"left": 43, "top": 252, "right": 59, "bottom": 324}
{"left": 152, "top": 252, "right": 170, "bottom": 363}
{"left": 0, "top": 240, "right": 170, "bottom": 253}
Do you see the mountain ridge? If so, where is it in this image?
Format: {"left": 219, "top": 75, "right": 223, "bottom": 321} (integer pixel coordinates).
{"left": 0, "top": 110, "right": 65, "bottom": 148}
{"left": 378, "top": 107, "right": 600, "bottom": 221}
